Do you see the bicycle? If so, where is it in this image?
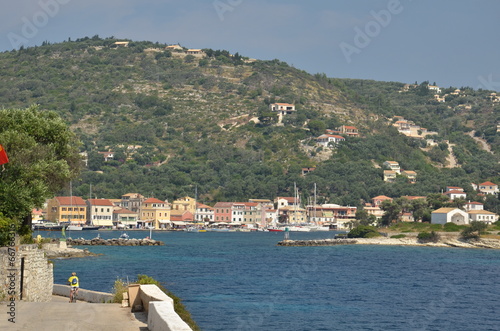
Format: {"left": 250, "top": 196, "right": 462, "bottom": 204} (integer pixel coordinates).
{"left": 70, "top": 287, "right": 78, "bottom": 303}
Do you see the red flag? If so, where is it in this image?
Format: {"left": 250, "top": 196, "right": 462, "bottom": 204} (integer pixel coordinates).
{"left": 0, "top": 144, "right": 9, "bottom": 165}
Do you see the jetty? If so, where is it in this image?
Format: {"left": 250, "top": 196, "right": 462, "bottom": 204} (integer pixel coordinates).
{"left": 67, "top": 238, "right": 164, "bottom": 246}
{"left": 278, "top": 239, "right": 357, "bottom": 246}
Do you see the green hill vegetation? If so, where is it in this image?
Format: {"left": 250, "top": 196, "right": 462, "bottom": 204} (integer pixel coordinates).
{"left": 1, "top": 36, "right": 499, "bottom": 210}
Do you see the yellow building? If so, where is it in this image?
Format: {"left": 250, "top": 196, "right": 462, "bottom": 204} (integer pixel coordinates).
{"left": 46, "top": 196, "right": 87, "bottom": 225}
{"left": 141, "top": 198, "right": 171, "bottom": 229}
{"left": 171, "top": 196, "right": 196, "bottom": 214}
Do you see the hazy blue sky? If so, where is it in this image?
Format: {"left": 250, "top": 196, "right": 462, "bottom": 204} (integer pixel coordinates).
{"left": 1, "top": 0, "right": 499, "bottom": 90}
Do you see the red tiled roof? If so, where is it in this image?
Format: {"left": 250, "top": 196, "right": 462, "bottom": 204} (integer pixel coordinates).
{"left": 480, "top": 181, "right": 497, "bottom": 186}
{"left": 55, "top": 196, "right": 87, "bottom": 206}
{"left": 88, "top": 199, "right": 114, "bottom": 206}
{"left": 113, "top": 208, "right": 137, "bottom": 214}
{"left": 144, "top": 198, "right": 166, "bottom": 203}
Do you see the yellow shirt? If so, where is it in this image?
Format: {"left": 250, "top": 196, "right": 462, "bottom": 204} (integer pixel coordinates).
{"left": 68, "top": 276, "right": 79, "bottom": 287}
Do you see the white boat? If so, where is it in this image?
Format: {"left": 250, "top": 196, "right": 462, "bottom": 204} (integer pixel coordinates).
{"left": 307, "top": 225, "right": 330, "bottom": 232}
{"left": 119, "top": 232, "right": 129, "bottom": 239}
{"left": 66, "top": 225, "right": 83, "bottom": 231}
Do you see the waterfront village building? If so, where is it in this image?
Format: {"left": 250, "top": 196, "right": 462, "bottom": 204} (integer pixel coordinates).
{"left": 468, "top": 210, "right": 499, "bottom": 224}
{"left": 140, "top": 198, "right": 171, "bottom": 229}
{"left": 431, "top": 208, "right": 469, "bottom": 225}
{"left": 86, "top": 199, "right": 114, "bottom": 228}
{"left": 372, "top": 195, "right": 393, "bottom": 207}
{"left": 214, "top": 202, "right": 233, "bottom": 223}
{"left": 170, "top": 210, "right": 194, "bottom": 229}
{"left": 120, "top": 193, "right": 145, "bottom": 215}
{"left": 306, "top": 204, "right": 357, "bottom": 229}
{"left": 277, "top": 205, "right": 307, "bottom": 224}
{"left": 478, "top": 181, "right": 499, "bottom": 195}
{"left": 113, "top": 208, "right": 138, "bottom": 228}
{"left": 275, "top": 197, "right": 299, "bottom": 209}
{"left": 46, "top": 196, "right": 87, "bottom": 225}
{"left": 196, "top": 202, "right": 214, "bottom": 222}
{"left": 171, "top": 196, "right": 196, "bottom": 215}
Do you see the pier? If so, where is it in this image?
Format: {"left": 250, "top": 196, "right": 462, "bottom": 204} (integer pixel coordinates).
{"left": 278, "top": 238, "right": 358, "bottom": 246}
{"left": 67, "top": 238, "right": 164, "bottom": 246}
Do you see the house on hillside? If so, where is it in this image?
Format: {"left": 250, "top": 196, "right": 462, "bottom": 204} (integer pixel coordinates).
{"left": 383, "top": 161, "right": 401, "bottom": 174}
{"left": 383, "top": 170, "right": 397, "bottom": 182}
{"left": 372, "top": 195, "right": 393, "bottom": 207}
{"left": 401, "top": 170, "right": 417, "bottom": 183}
{"left": 269, "top": 103, "right": 296, "bottom": 123}
{"left": 444, "top": 190, "right": 467, "bottom": 200}
{"left": 464, "top": 201, "right": 484, "bottom": 211}
{"left": 98, "top": 151, "right": 114, "bottom": 162}
{"left": 431, "top": 208, "right": 469, "bottom": 225}
{"left": 478, "top": 181, "right": 499, "bottom": 195}
{"left": 316, "top": 134, "right": 345, "bottom": 147}
{"left": 337, "top": 125, "right": 359, "bottom": 137}
{"left": 172, "top": 196, "right": 196, "bottom": 214}
{"left": 301, "top": 167, "right": 316, "bottom": 176}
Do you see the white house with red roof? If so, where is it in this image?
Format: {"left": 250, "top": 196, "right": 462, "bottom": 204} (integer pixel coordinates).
{"left": 372, "top": 195, "right": 393, "bottom": 207}
{"left": 444, "top": 190, "right": 466, "bottom": 200}
{"left": 478, "top": 181, "right": 499, "bottom": 195}
{"left": 269, "top": 103, "right": 296, "bottom": 123}
{"left": 195, "top": 202, "right": 214, "bottom": 223}
{"left": 87, "top": 198, "right": 114, "bottom": 227}
{"left": 464, "top": 201, "right": 484, "bottom": 211}
{"left": 316, "top": 134, "right": 345, "bottom": 147}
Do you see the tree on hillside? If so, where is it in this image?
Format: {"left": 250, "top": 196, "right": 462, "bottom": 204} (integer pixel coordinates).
{"left": 0, "top": 106, "right": 81, "bottom": 236}
{"left": 380, "top": 199, "right": 402, "bottom": 226}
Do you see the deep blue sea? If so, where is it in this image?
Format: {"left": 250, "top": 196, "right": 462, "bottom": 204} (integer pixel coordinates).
{"left": 45, "top": 230, "right": 500, "bottom": 331}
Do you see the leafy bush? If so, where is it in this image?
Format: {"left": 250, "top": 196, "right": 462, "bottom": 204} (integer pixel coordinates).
{"left": 461, "top": 221, "right": 488, "bottom": 241}
{"left": 391, "top": 234, "right": 406, "bottom": 239}
{"left": 417, "top": 231, "right": 440, "bottom": 243}
{"left": 112, "top": 278, "right": 128, "bottom": 303}
{"left": 348, "top": 225, "right": 380, "bottom": 238}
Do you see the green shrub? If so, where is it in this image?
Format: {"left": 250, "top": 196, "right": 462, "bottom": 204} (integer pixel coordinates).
{"left": 112, "top": 278, "right": 128, "bottom": 303}
{"left": 348, "top": 225, "right": 380, "bottom": 238}
{"left": 391, "top": 234, "right": 406, "bottom": 239}
{"left": 417, "top": 231, "right": 440, "bottom": 243}
{"left": 460, "top": 221, "right": 488, "bottom": 241}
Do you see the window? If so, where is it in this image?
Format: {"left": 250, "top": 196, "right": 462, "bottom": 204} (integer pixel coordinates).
{"left": 62, "top": 207, "right": 67, "bottom": 211}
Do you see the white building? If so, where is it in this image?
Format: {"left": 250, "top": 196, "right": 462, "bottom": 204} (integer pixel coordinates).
{"left": 431, "top": 208, "right": 469, "bottom": 225}
{"left": 87, "top": 199, "right": 114, "bottom": 227}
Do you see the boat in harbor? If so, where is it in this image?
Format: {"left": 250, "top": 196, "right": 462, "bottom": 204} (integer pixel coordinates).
{"left": 33, "top": 222, "right": 63, "bottom": 231}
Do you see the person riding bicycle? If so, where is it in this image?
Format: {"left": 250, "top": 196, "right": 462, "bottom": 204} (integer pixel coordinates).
{"left": 68, "top": 272, "right": 79, "bottom": 302}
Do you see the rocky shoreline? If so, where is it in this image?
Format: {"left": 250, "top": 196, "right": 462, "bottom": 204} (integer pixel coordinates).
{"left": 278, "top": 235, "right": 500, "bottom": 249}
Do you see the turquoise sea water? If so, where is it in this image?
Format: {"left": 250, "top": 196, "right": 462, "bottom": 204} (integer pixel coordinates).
{"left": 49, "top": 230, "right": 500, "bottom": 331}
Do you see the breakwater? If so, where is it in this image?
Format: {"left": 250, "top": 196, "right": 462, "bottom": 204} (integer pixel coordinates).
{"left": 67, "top": 238, "right": 164, "bottom": 246}
{"left": 278, "top": 238, "right": 358, "bottom": 246}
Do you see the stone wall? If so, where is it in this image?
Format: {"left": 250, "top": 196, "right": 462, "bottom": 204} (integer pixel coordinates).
{"left": 0, "top": 243, "right": 53, "bottom": 302}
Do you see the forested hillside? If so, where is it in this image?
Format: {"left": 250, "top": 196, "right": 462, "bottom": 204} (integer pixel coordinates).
{"left": 1, "top": 36, "right": 499, "bottom": 208}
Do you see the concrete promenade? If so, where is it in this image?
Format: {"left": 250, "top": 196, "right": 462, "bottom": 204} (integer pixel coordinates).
{"left": 1, "top": 295, "right": 148, "bottom": 331}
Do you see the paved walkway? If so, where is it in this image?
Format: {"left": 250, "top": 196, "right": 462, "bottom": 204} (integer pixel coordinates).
{"left": 1, "top": 295, "right": 148, "bottom": 331}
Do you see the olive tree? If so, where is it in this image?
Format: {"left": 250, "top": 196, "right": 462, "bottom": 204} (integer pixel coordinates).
{"left": 0, "top": 106, "right": 82, "bottom": 235}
